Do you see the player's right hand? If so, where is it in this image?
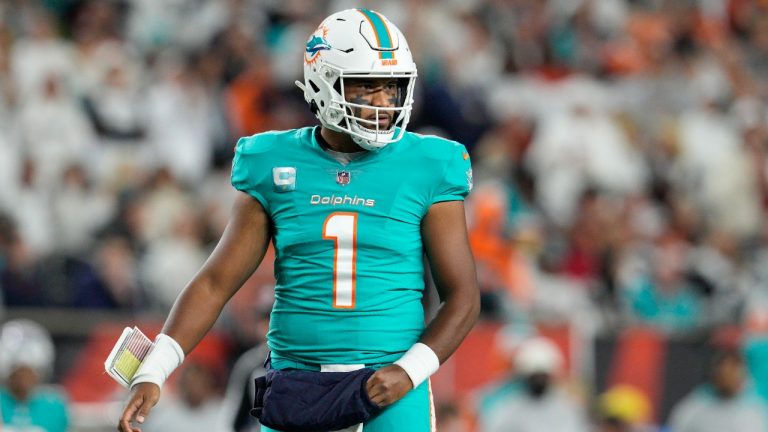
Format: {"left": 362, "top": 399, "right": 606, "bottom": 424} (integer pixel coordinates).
{"left": 118, "top": 382, "right": 160, "bottom": 432}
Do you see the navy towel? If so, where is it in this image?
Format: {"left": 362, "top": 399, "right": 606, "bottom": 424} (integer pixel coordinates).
{"left": 251, "top": 367, "right": 382, "bottom": 431}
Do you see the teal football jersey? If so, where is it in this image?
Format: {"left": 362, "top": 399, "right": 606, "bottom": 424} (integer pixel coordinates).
{"left": 231, "top": 127, "right": 472, "bottom": 365}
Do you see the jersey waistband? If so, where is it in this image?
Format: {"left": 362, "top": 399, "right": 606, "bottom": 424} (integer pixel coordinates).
{"left": 270, "top": 352, "right": 387, "bottom": 371}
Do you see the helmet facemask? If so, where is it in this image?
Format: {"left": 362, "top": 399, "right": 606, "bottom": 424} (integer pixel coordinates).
{"left": 338, "top": 72, "right": 416, "bottom": 150}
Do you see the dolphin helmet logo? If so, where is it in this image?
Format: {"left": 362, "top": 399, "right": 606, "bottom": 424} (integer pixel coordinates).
{"left": 306, "top": 36, "right": 331, "bottom": 54}
{"left": 305, "top": 25, "right": 331, "bottom": 65}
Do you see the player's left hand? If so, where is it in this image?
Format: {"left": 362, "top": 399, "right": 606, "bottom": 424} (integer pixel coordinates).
{"left": 365, "top": 364, "right": 413, "bottom": 407}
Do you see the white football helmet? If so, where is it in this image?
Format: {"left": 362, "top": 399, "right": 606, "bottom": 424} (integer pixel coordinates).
{"left": 0, "top": 319, "right": 55, "bottom": 381}
{"left": 296, "top": 8, "right": 417, "bottom": 151}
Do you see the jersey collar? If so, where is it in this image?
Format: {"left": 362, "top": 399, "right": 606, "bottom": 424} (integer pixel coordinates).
{"left": 308, "top": 126, "right": 400, "bottom": 165}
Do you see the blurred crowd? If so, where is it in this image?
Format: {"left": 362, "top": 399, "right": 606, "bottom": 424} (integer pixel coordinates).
{"left": 1, "top": 0, "right": 768, "bottom": 430}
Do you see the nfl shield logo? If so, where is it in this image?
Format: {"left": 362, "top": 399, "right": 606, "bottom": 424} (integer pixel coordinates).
{"left": 336, "top": 171, "right": 351, "bottom": 186}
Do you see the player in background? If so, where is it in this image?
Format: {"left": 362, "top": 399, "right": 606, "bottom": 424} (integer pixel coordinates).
{"left": 0, "top": 319, "right": 69, "bottom": 432}
{"left": 119, "top": 8, "right": 479, "bottom": 432}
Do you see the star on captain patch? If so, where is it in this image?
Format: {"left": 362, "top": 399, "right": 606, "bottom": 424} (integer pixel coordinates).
{"left": 336, "top": 170, "right": 351, "bottom": 186}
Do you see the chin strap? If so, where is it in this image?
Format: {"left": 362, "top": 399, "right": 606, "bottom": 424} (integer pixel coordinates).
{"left": 350, "top": 133, "right": 383, "bottom": 151}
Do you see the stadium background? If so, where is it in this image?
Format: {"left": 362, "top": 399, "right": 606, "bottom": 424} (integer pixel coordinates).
{"left": 1, "top": 0, "right": 768, "bottom": 430}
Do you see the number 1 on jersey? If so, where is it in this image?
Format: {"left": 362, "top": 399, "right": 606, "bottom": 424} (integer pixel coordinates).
{"left": 322, "top": 212, "right": 357, "bottom": 308}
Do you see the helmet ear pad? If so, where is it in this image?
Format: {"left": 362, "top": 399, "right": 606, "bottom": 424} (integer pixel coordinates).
{"left": 302, "top": 68, "right": 346, "bottom": 131}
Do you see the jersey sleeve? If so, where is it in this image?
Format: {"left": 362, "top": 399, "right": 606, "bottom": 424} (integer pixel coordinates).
{"left": 430, "top": 143, "right": 473, "bottom": 205}
{"left": 231, "top": 135, "right": 271, "bottom": 212}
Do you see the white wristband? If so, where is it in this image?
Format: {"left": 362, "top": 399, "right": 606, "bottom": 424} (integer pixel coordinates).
{"left": 130, "top": 334, "right": 185, "bottom": 390}
{"left": 394, "top": 343, "right": 440, "bottom": 389}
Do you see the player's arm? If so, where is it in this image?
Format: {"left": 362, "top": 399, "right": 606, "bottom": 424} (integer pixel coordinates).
{"left": 417, "top": 199, "right": 480, "bottom": 361}
{"left": 161, "top": 192, "right": 271, "bottom": 352}
{"left": 119, "top": 192, "right": 271, "bottom": 432}
{"left": 367, "top": 200, "right": 480, "bottom": 406}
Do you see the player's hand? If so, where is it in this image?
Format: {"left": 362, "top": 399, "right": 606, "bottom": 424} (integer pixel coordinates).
{"left": 365, "top": 364, "right": 413, "bottom": 407}
{"left": 118, "top": 382, "right": 160, "bottom": 432}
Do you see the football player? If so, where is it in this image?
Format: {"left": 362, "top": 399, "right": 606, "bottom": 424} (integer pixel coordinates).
{"left": 119, "top": 8, "right": 479, "bottom": 432}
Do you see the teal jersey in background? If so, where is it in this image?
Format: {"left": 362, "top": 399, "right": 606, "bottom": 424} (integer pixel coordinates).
{"left": 0, "top": 387, "right": 69, "bottom": 432}
{"left": 231, "top": 127, "right": 472, "bottom": 366}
